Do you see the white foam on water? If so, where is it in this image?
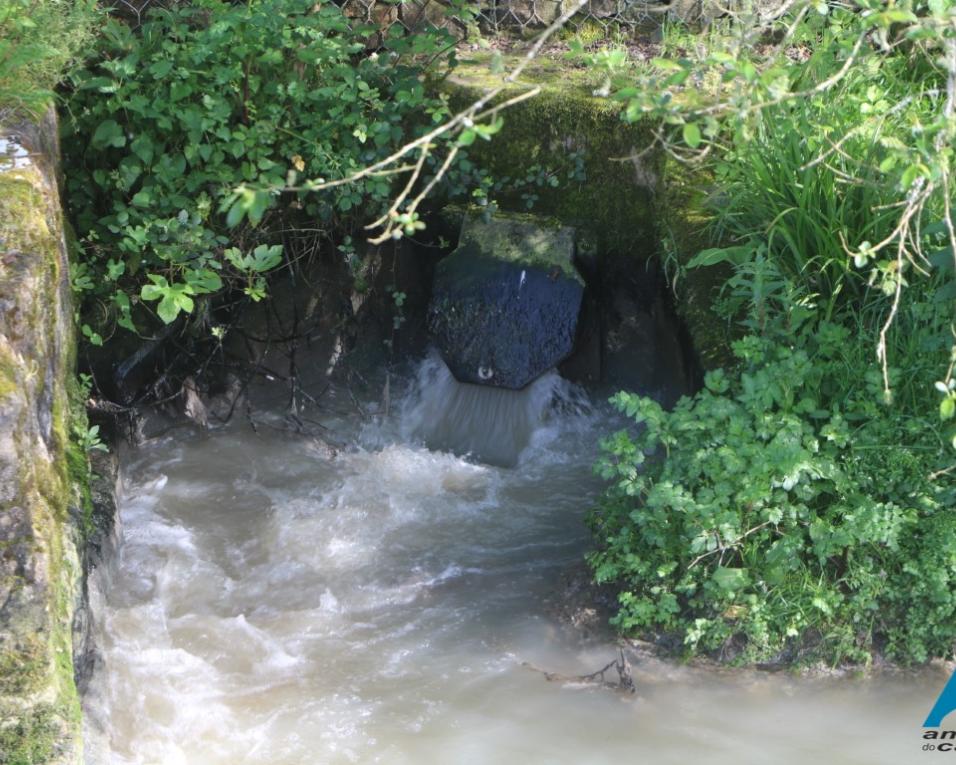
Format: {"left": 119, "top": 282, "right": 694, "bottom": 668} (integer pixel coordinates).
{"left": 83, "top": 356, "right": 928, "bottom": 765}
{"left": 399, "top": 351, "right": 589, "bottom": 467}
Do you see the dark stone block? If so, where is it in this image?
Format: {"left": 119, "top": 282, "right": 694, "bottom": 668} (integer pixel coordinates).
{"left": 427, "top": 214, "right": 583, "bottom": 389}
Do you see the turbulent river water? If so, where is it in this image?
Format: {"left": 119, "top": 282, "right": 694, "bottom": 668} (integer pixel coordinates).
{"left": 84, "top": 356, "right": 936, "bottom": 764}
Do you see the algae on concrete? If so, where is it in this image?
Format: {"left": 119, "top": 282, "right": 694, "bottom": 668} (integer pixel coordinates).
{"left": 657, "top": 155, "right": 734, "bottom": 371}
{"left": 0, "top": 111, "right": 86, "bottom": 765}
{"left": 442, "top": 53, "right": 661, "bottom": 260}
{"left": 456, "top": 211, "right": 581, "bottom": 283}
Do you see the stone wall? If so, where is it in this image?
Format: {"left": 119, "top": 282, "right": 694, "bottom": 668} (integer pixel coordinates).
{"left": 0, "top": 111, "right": 86, "bottom": 764}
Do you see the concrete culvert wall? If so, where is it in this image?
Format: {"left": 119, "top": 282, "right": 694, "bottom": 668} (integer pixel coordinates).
{"left": 0, "top": 112, "right": 89, "bottom": 765}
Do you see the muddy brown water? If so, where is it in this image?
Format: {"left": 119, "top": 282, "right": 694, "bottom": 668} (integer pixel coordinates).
{"left": 83, "top": 356, "right": 940, "bottom": 764}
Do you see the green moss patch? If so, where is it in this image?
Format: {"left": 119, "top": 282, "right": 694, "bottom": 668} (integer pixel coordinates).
{"left": 658, "top": 156, "right": 733, "bottom": 370}
{"left": 0, "top": 117, "right": 84, "bottom": 764}
{"left": 457, "top": 211, "right": 581, "bottom": 282}
{"left": 0, "top": 702, "right": 68, "bottom": 765}
{"left": 442, "top": 54, "right": 660, "bottom": 259}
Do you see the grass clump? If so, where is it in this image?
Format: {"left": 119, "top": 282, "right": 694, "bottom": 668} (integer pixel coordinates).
{"left": 0, "top": 0, "right": 98, "bottom": 120}
{"left": 0, "top": 703, "right": 66, "bottom": 765}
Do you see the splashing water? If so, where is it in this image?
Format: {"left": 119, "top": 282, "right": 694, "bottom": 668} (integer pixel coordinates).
{"left": 399, "top": 353, "right": 588, "bottom": 466}
{"left": 83, "top": 357, "right": 933, "bottom": 764}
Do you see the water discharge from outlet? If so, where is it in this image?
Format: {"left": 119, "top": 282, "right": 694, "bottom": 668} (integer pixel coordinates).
{"left": 400, "top": 353, "right": 587, "bottom": 467}
{"left": 83, "top": 356, "right": 929, "bottom": 765}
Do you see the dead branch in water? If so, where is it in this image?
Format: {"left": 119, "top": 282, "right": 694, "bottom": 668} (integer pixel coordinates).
{"left": 523, "top": 648, "right": 635, "bottom": 694}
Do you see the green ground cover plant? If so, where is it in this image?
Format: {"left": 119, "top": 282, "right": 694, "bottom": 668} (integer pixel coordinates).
{"left": 587, "top": 1, "right": 956, "bottom": 666}
{"left": 62, "top": 0, "right": 467, "bottom": 340}
{"left": 592, "top": 314, "right": 954, "bottom": 664}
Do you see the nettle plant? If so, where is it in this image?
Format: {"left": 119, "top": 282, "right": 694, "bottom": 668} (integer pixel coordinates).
{"left": 590, "top": 316, "right": 956, "bottom": 666}
{"left": 63, "top": 0, "right": 463, "bottom": 340}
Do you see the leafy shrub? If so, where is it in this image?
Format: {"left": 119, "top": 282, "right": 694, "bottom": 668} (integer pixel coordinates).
{"left": 62, "top": 0, "right": 461, "bottom": 336}
{"left": 0, "top": 0, "right": 98, "bottom": 118}
{"left": 590, "top": 22, "right": 956, "bottom": 664}
{"left": 591, "top": 309, "right": 955, "bottom": 665}
{"left": 591, "top": 111, "right": 956, "bottom": 662}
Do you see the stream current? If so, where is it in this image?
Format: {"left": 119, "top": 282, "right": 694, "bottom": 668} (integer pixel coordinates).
{"left": 84, "top": 355, "right": 935, "bottom": 764}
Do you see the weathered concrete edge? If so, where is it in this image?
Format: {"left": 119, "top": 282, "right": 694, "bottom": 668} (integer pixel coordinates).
{"left": 658, "top": 157, "right": 735, "bottom": 372}
{"left": 0, "top": 110, "right": 88, "bottom": 764}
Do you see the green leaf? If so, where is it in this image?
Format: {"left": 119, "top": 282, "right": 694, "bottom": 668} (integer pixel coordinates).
{"left": 248, "top": 191, "right": 270, "bottom": 226}
{"left": 682, "top": 122, "right": 702, "bottom": 149}
{"left": 156, "top": 294, "right": 182, "bottom": 323}
{"left": 900, "top": 164, "right": 922, "bottom": 190}
{"left": 250, "top": 244, "right": 282, "bottom": 272}
{"left": 92, "top": 119, "right": 126, "bottom": 149}
{"left": 687, "top": 245, "right": 753, "bottom": 269}
{"left": 106, "top": 259, "right": 125, "bottom": 280}
{"left": 652, "top": 58, "right": 685, "bottom": 72}
{"left": 875, "top": 9, "right": 917, "bottom": 25}
{"left": 929, "top": 247, "right": 954, "bottom": 274}
{"left": 186, "top": 268, "right": 223, "bottom": 294}
{"left": 149, "top": 60, "right": 173, "bottom": 78}
{"left": 81, "top": 324, "right": 103, "bottom": 346}
{"left": 737, "top": 60, "right": 757, "bottom": 82}
{"left": 942, "top": 396, "right": 955, "bottom": 421}
{"left": 140, "top": 275, "right": 168, "bottom": 301}
{"left": 131, "top": 135, "right": 155, "bottom": 164}
{"left": 713, "top": 567, "right": 749, "bottom": 592}
{"left": 225, "top": 196, "right": 246, "bottom": 228}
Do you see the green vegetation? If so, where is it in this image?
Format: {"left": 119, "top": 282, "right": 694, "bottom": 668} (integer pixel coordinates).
{"left": 0, "top": 0, "right": 97, "bottom": 119}
{"left": 0, "top": 703, "right": 65, "bottom": 765}
{"left": 3, "top": 0, "right": 951, "bottom": 673}
{"left": 62, "top": 3, "right": 628, "bottom": 346}
{"left": 588, "top": 2, "right": 956, "bottom": 665}
{"left": 593, "top": 321, "right": 953, "bottom": 664}
{"left": 63, "top": 0, "right": 465, "bottom": 339}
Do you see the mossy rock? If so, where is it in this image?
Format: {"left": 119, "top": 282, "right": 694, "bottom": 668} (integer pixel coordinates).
{"left": 428, "top": 211, "right": 583, "bottom": 389}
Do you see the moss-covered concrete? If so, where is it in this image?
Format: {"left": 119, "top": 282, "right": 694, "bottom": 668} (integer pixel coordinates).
{"left": 657, "top": 156, "right": 734, "bottom": 370}
{"left": 456, "top": 211, "right": 581, "bottom": 282}
{"left": 442, "top": 53, "right": 661, "bottom": 259}
{"left": 439, "top": 54, "right": 730, "bottom": 371}
{"left": 0, "top": 112, "right": 85, "bottom": 765}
